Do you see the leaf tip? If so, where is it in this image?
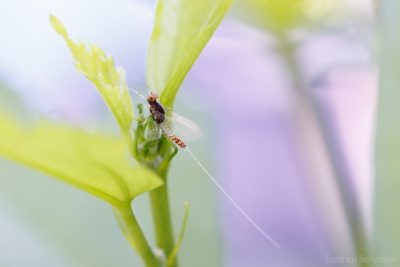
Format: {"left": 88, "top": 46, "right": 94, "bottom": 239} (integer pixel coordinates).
{"left": 49, "top": 14, "right": 68, "bottom": 40}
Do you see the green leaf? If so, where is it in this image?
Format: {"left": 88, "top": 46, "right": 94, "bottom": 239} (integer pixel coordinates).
{"left": 374, "top": 1, "right": 400, "bottom": 264}
{"left": 0, "top": 114, "right": 162, "bottom": 206}
{"left": 231, "top": 0, "right": 308, "bottom": 32}
{"left": 50, "top": 14, "right": 133, "bottom": 131}
{"left": 49, "top": 14, "right": 68, "bottom": 39}
{"left": 231, "top": 0, "right": 340, "bottom": 32}
{"left": 146, "top": 0, "right": 233, "bottom": 108}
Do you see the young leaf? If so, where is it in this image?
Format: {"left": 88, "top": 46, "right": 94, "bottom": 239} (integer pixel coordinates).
{"left": 146, "top": 0, "right": 233, "bottom": 108}
{"left": 50, "top": 14, "right": 133, "bottom": 132}
{"left": 167, "top": 202, "right": 189, "bottom": 267}
{"left": 0, "top": 114, "right": 162, "bottom": 206}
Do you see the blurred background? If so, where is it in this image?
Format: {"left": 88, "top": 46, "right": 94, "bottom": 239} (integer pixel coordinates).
{"left": 0, "top": 0, "right": 377, "bottom": 266}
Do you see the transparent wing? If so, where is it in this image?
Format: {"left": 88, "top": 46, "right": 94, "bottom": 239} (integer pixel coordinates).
{"left": 164, "top": 111, "right": 202, "bottom": 141}
{"left": 145, "top": 117, "right": 162, "bottom": 141}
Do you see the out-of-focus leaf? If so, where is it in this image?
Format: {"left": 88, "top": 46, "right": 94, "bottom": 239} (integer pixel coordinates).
{"left": 301, "top": 0, "right": 341, "bottom": 20}
{"left": 374, "top": 0, "right": 400, "bottom": 264}
{"left": 231, "top": 0, "right": 308, "bottom": 32}
{"left": 0, "top": 114, "right": 162, "bottom": 206}
{"left": 147, "top": 0, "right": 233, "bottom": 108}
{"left": 50, "top": 14, "right": 133, "bottom": 131}
{"left": 231, "top": 0, "right": 340, "bottom": 32}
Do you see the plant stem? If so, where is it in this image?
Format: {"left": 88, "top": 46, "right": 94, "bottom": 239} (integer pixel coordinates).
{"left": 149, "top": 179, "right": 177, "bottom": 267}
{"left": 129, "top": 106, "right": 179, "bottom": 266}
{"left": 115, "top": 204, "right": 161, "bottom": 267}
{"left": 276, "top": 32, "right": 371, "bottom": 266}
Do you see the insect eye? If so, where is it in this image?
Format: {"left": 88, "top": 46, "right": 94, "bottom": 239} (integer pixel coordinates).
{"left": 148, "top": 95, "right": 154, "bottom": 102}
{"left": 152, "top": 92, "right": 159, "bottom": 99}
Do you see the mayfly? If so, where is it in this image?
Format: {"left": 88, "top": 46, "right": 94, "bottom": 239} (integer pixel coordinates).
{"left": 145, "top": 92, "right": 201, "bottom": 148}
{"left": 130, "top": 88, "right": 281, "bottom": 249}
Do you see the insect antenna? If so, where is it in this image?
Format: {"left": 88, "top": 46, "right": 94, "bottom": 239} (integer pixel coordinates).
{"left": 127, "top": 65, "right": 153, "bottom": 95}
{"left": 128, "top": 64, "right": 147, "bottom": 84}
{"left": 128, "top": 87, "right": 147, "bottom": 101}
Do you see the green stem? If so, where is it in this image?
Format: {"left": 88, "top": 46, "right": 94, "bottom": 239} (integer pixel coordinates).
{"left": 115, "top": 204, "right": 161, "bottom": 267}
{"left": 131, "top": 104, "right": 179, "bottom": 265}
{"left": 276, "top": 32, "right": 371, "bottom": 266}
{"left": 149, "top": 180, "right": 177, "bottom": 267}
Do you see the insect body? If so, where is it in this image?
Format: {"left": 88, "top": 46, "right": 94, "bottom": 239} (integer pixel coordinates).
{"left": 147, "top": 92, "right": 187, "bottom": 148}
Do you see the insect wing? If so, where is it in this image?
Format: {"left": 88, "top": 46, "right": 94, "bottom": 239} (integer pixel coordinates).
{"left": 164, "top": 111, "right": 202, "bottom": 141}
{"left": 145, "top": 117, "right": 162, "bottom": 140}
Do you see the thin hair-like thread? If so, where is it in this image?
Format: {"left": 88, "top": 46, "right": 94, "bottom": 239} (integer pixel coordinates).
{"left": 127, "top": 65, "right": 152, "bottom": 95}
{"left": 185, "top": 147, "right": 282, "bottom": 249}
{"left": 128, "top": 87, "right": 146, "bottom": 100}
